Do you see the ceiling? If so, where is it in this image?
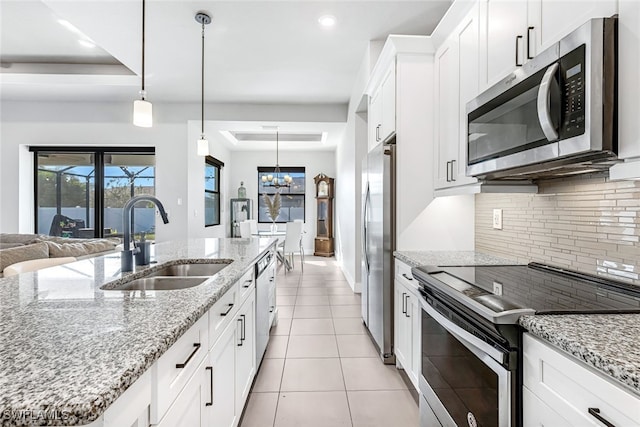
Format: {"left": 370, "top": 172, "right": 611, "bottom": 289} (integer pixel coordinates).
{"left": 0, "top": 0, "right": 452, "bottom": 104}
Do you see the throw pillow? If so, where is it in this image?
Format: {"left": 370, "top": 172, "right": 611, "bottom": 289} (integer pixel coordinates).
{"left": 0, "top": 242, "right": 49, "bottom": 272}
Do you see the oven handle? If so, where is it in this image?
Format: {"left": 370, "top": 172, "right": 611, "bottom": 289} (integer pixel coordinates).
{"left": 420, "top": 296, "right": 506, "bottom": 365}
{"left": 537, "top": 62, "right": 560, "bottom": 142}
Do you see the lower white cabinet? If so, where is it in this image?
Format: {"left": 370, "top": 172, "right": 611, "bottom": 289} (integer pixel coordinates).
{"left": 523, "top": 333, "right": 640, "bottom": 427}
{"left": 394, "top": 259, "right": 421, "bottom": 390}
{"left": 235, "top": 290, "right": 256, "bottom": 417}
{"left": 157, "top": 357, "right": 211, "bottom": 427}
{"left": 208, "top": 319, "right": 237, "bottom": 427}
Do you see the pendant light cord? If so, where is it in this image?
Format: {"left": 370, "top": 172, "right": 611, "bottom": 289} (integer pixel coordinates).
{"left": 141, "top": 0, "right": 145, "bottom": 98}
{"left": 201, "top": 21, "right": 205, "bottom": 136}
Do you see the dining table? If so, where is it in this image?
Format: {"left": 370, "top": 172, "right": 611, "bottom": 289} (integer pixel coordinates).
{"left": 252, "top": 230, "right": 290, "bottom": 270}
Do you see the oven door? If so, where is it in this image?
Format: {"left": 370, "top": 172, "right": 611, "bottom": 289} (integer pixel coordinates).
{"left": 419, "top": 295, "right": 513, "bottom": 427}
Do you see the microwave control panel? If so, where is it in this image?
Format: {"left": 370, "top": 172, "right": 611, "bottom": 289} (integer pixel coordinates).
{"left": 560, "top": 44, "right": 586, "bottom": 139}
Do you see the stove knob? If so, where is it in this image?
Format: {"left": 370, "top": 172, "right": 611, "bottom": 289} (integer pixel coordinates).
{"left": 467, "top": 412, "right": 477, "bottom": 427}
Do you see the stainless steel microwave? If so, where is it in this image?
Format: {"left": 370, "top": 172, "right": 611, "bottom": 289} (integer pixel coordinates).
{"left": 466, "top": 17, "right": 618, "bottom": 180}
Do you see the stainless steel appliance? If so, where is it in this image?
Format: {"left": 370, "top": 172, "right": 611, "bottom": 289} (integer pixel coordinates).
{"left": 361, "top": 140, "right": 396, "bottom": 364}
{"left": 412, "top": 263, "right": 640, "bottom": 427}
{"left": 255, "top": 250, "right": 274, "bottom": 366}
{"left": 466, "top": 17, "right": 618, "bottom": 180}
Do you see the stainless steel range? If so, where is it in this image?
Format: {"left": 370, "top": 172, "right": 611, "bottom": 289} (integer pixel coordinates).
{"left": 412, "top": 263, "right": 640, "bottom": 427}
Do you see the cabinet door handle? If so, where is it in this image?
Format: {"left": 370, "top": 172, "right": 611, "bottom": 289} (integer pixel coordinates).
{"left": 404, "top": 295, "right": 411, "bottom": 318}
{"left": 588, "top": 408, "right": 616, "bottom": 427}
{"left": 243, "top": 279, "right": 252, "bottom": 288}
{"left": 175, "top": 343, "right": 201, "bottom": 369}
{"left": 401, "top": 292, "right": 407, "bottom": 314}
{"left": 220, "top": 303, "right": 234, "bottom": 316}
{"left": 376, "top": 125, "right": 380, "bottom": 142}
{"left": 451, "top": 160, "right": 456, "bottom": 181}
{"left": 205, "top": 366, "right": 213, "bottom": 406}
{"left": 402, "top": 273, "right": 413, "bottom": 281}
{"left": 515, "top": 35, "right": 523, "bottom": 66}
{"left": 446, "top": 161, "right": 451, "bottom": 182}
{"left": 241, "top": 314, "right": 246, "bottom": 342}
{"left": 237, "top": 318, "right": 244, "bottom": 346}
{"left": 527, "top": 26, "right": 534, "bottom": 59}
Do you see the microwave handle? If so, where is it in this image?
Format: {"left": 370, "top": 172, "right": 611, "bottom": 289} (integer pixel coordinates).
{"left": 537, "top": 62, "right": 560, "bottom": 141}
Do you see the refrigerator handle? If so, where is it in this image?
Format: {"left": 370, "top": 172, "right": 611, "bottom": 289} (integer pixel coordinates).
{"left": 362, "top": 183, "right": 370, "bottom": 273}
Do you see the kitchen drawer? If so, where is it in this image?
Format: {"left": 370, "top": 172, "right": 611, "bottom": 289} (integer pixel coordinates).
{"left": 151, "top": 314, "right": 209, "bottom": 424}
{"left": 209, "top": 282, "right": 238, "bottom": 349}
{"left": 395, "top": 260, "right": 419, "bottom": 293}
{"left": 523, "top": 333, "right": 640, "bottom": 427}
{"left": 237, "top": 267, "right": 255, "bottom": 302}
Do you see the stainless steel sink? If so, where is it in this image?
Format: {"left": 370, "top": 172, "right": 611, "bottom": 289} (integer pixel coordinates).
{"left": 146, "top": 262, "right": 230, "bottom": 278}
{"left": 111, "top": 277, "right": 208, "bottom": 291}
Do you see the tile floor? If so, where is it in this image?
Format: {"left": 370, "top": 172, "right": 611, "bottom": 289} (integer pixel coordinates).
{"left": 240, "top": 256, "right": 418, "bottom": 427}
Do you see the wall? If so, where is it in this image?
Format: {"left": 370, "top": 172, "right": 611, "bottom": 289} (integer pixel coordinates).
{"left": 228, "top": 149, "right": 336, "bottom": 252}
{"left": 476, "top": 173, "right": 640, "bottom": 285}
{"left": 0, "top": 100, "right": 346, "bottom": 242}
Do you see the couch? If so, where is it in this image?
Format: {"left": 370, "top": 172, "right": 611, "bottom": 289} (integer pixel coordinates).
{"left": 0, "top": 233, "right": 121, "bottom": 277}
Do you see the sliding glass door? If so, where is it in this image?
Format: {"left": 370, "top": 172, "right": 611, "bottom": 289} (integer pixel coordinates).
{"left": 33, "top": 148, "right": 155, "bottom": 239}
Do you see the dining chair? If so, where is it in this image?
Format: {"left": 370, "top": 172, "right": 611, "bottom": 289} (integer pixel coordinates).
{"left": 247, "top": 219, "right": 258, "bottom": 235}
{"left": 294, "top": 219, "right": 305, "bottom": 269}
{"left": 278, "top": 221, "right": 304, "bottom": 273}
{"left": 239, "top": 220, "right": 252, "bottom": 238}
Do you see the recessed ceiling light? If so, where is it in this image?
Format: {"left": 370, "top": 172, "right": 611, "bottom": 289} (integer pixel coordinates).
{"left": 318, "top": 15, "right": 337, "bottom": 28}
{"left": 78, "top": 40, "right": 96, "bottom": 49}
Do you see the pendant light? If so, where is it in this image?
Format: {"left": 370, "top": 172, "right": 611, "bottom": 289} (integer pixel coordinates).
{"left": 133, "top": 0, "right": 152, "bottom": 127}
{"left": 261, "top": 131, "right": 293, "bottom": 188}
{"left": 195, "top": 12, "right": 211, "bottom": 156}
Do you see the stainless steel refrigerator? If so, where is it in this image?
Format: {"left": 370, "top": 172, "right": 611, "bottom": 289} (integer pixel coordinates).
{"left": 361, "top": 139, "right": 396, "bottom": 364}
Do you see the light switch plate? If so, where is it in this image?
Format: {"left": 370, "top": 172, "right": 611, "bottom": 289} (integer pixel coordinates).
{"left": 493, "top": 281, "right": 503, "bottom": 296}
{"left": 493, "top": 209, "right": 503, "bottom": 230}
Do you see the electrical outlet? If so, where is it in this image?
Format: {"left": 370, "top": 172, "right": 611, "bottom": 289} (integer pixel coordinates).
{"left": 493, "top": 281, "right": 503, "bottom": 296}
{"left": 493, "top": 209, "right": 503, "bottom": 230}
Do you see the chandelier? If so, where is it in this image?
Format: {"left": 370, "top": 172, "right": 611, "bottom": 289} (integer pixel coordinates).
{"left": 261, "top": 131, "right": 292, "bottom": 188}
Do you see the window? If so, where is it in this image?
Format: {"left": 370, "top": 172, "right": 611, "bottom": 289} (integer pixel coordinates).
{"left": 257, "top": 167, "right": 305, "bottom": 223}
{"left": 205, "top": 156, "right": 224, "bottom": 227}
{"left": 32, "top": 147, "right": 155, "bottom": 239}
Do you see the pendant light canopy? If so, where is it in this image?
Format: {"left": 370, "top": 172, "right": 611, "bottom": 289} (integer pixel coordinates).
{"left": 196, "top": 12, "right": 211, "bottom": 156}
{"left": 133, "top": 0, "right": 152, "bottom": 127}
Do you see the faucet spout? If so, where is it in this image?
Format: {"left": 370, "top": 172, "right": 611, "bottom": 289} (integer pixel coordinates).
{"left": 121, "top": 195, "right": 170, "bottom": 272}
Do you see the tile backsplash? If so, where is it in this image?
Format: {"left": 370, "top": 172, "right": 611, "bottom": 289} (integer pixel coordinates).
{"left": 475, "top": 173, "right": 640, "bottom": 285}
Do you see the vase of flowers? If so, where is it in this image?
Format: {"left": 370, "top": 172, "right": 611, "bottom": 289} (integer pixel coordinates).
{"left": 263, "top": 192, "right": 281, "bottom": 233}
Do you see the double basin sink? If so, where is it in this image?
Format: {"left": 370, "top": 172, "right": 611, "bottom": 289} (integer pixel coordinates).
{"left": 103, "top": 261, "right": 231, "bottom": 291}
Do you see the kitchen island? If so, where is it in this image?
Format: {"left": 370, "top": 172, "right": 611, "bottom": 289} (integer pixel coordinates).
{"left": 0, "top": 238, "right": 276, "bottom": 426}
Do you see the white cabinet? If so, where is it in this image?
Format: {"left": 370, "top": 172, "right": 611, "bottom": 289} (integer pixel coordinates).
{"left": 479, "top": 0, "right": 617, "bottom": 91}
{"left": 434, "top": 4, "right": 480, "bottom": 190}
{"left": 235, "top": 290, "right": 256, "bottom": 417}
{"left": 157, "top": 357, "right": 210, "bottom": 427}
{"left": 523, "top": 333, "right": 640, "bottom": 427}
{"left": 368, "top": 62, "right": 396, "bottom": 152}
{"left": 393, "top": 260, "right": 421, "bottom": 390}
{"left": 208, "top": 320, "right": 237, "bottom": 427}
{"left": 267, "top": 260, "right": 277, "bottom": 326}
{"left": 611, "top": 0, "right": 640, "bottom": 179}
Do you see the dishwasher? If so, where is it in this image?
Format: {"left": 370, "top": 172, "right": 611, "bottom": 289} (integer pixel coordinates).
{"left": 255, "top": 249, "right": 275, "bottom": 366}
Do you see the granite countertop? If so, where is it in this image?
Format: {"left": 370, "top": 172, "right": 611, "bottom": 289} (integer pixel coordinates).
{"left": 0, "top": 237, "right": 276, "bottom": 426}
{"left": 520, "top": 314, "right": 640, "bottom": 396}
{"left": 394, "top": 250, "right": 516, "bottom": 267}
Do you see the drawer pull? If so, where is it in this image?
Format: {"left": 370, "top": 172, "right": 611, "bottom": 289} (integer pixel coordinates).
{"left": 401, "top": 292, "right": 407, "bottom": 315}
{"left": 243, "top": 279, "right": 252, "bottom": 288}
{"left": 205, "top": 366, "right": 213, "bottom": 406}
{"left": 220, "top": 303, "right": 234, "bottom": 316}
{"left": 175, "top": 343, "right": 201, "bottom": 369}
{"left": 588, "top": 408, "right": 616, "bottom": 427}
{"left": 404, "top": 295, "right": 410, "bottom": 318}
{"left": 402, "top": 273, "right": 413, "bottom": 281}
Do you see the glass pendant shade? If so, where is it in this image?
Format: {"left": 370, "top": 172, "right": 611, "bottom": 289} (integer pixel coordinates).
{"left": 197, "top": 137, "right": 209, "bottom": 156}
{"left": 133, "top": 99, "right": 153, "bottom": 127}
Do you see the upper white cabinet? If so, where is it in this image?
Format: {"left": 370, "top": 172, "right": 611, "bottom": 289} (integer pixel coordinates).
{"left": 479, "top": 0, "right": 617, "bottom": 91}
{"left": 368, "top": 62, "right": 396, "bottom": 151}
{"left": 611, "top": 0, "right": 640, "bottom": 180}
{"left": 435, "top": 4, "right": 480, "bottom": 190}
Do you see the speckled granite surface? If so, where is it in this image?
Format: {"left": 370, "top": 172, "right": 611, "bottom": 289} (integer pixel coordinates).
{"left": 520, "top": 314, "right": 640, "bottom": 396}
{"left": 0, "top": 238, "right": 276, "bottom": 426}
{"left": 394, "top": 250, "right": 515, "bottom": 267}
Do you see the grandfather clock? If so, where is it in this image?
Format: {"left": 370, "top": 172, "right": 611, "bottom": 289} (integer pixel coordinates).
{"left": 314, "top": 173, "right": 335, "bottom": 257}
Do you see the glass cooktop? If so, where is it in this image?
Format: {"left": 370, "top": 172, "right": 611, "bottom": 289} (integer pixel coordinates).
{"left": 419, "top": 263, "right": 640, "bottom": 314}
